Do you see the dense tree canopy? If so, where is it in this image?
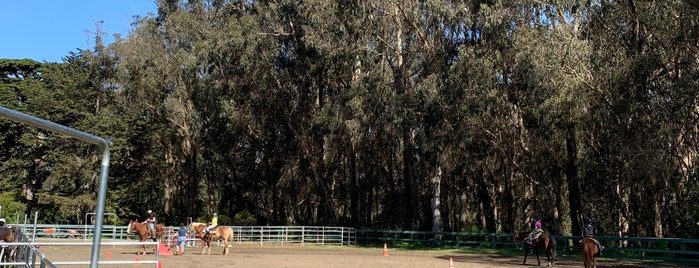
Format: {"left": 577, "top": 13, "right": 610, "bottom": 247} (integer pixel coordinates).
{"left": 1, "top": 0, "right": 699, "bottom": 238}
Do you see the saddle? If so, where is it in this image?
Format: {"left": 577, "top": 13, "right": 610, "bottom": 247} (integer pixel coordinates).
{"left": 527, "top": 231, "right": 543, "bottom": 244}
{"left": 532, "top": 232, "right": 542, "bottom": 241}
{"left": 206, "top": 226, "right": 219, "bottom": 235}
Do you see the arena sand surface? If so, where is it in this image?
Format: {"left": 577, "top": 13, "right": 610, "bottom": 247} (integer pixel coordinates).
{"left": 34, "top": 241, "right": 683, "bottom": 268}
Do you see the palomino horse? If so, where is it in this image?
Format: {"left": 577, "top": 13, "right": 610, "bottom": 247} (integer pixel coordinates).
{"left": 189, "top": 223, "right": 233, "bottom": 255}
{"left": 127, "top": 220, "right": 165, "bottom": 254}
{"left": 581, "top": 237, "right": 599, "bottom": 268}
{"left": 514, "top": 230, "right": 556, "bottom": 267}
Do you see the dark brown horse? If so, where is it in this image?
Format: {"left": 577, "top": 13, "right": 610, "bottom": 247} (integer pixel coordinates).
{"left": 514, "top": 230, "right": 556, "bottom": 266}
{"left": 127, "top": 220, "right": 165, "bottom": 254}
{"left": 0, "top": 226, "right": 17, "bottom": 263}
{"left": 581, "top": 237, "right": 598, "bottom": 268}
{"left": 189, "top": 223, "right": 233, "bottom": 255}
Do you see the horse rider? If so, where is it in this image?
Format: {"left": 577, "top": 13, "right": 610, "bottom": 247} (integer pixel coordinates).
{"left": 582, "top": 218, "right": 604, "bottom": 255}
{"left": 205, "top": 212, "right": 218, "bottom": 239}
{"left": 527, "top": 218, "right": 544, "bottom": 245}
{"left": 143, "top": 210, "right": 157, "bottom": 239}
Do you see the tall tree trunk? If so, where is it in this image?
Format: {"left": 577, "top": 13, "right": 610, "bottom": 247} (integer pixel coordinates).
{"left": 652, "top": 174, "right": 664, "bottom": 237}
{"left": 402, "top": 129, "right": 417, "bottom": 228}
{"left": 391, "top": 3, "right": 417, "bottom": 229}
{"left": 565, "top": 124, "right": 583, "bottom": 237}
{"left": 350, "top": 147, "right": 361, "bottom": 227}
{"left": 431, "top": 164, "right": 442, "bottom": 233}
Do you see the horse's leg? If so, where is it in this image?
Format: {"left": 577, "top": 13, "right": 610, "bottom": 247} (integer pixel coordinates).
{"left": 535, "top": 248, "right": 541, "bottom": 266}
{"left": 223, "top": 238, "right": 228, "bottom": 255}
{"left": 522, "top": 246, "right": 529, "bottom": 265}
{"left": 592, "top": 255, "right": 596, "bottom": 268}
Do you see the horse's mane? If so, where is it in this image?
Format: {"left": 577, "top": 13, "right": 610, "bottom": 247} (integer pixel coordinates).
{"left": 188, "top": 222, "right": 207, "bottom": 232}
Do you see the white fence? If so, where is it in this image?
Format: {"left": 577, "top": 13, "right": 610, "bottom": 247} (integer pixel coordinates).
{"left": 19, "top": 224, "right": 356, "bottom": 246}
{"left": 231, "top": 226, "right": 356, "bottom": 245}
{"left": 1, "top": 226, "right": 160, "bottom": 268}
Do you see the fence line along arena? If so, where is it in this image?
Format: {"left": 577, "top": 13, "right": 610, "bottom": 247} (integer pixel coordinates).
{"left": 0, "top": 222, "right": 688, "bottom": 268}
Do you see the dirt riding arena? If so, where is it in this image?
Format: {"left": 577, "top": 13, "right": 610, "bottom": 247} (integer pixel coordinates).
{"left": 35, "top": 241, "right": 683, "bottom": 268}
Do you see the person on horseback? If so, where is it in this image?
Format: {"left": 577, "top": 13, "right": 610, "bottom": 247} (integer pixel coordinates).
{"left": 143, "top": 210, "right": 157, "bottom": 239}
{"left": 583, "top": 218, "right": 604, "bottom": 255}
{"left": 205, "top": 212, "right": 218, "bottom": 239}
{"left": 528, "top": 218, "right": 544, "bottom": 245}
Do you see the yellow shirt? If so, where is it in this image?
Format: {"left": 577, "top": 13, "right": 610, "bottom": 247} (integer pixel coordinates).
{"left": 211, "top": 216, "right": 218, "bottom": 226}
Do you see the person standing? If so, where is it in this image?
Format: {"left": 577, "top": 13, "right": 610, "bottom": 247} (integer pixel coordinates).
{"left": 176, "top": 223, "right": 187, "bottom": 255}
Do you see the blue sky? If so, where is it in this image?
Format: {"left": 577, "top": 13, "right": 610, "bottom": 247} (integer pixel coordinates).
{"left": 1, "top": 1, "right": 158, "bottom": 63}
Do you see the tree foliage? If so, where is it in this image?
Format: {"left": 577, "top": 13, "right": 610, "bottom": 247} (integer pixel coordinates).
{"left": 1, "top": 0, "right": 699, "bottom": 238}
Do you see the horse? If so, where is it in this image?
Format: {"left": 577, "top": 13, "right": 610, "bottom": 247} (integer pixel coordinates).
{"left": 0, "top": 226, "right": 18, "bottom": 264}
{"left": 581, "top": 237, "right": 599, "bottom": 268}
{"left": 514, "top": 230, "right": 556, "bottom": 267}
{"left": 127, "top": 220, "right": 165, "bottom": 254}
{"left": 188, "top": 222, "right": 233, "bottom": 255}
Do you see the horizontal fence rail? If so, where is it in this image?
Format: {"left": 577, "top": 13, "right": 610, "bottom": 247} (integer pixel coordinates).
{"left": 231, "top": 226, "right": 356, "bottom": 245}
{"left": 16, "top": 224, "right": 356, "bottom": 246}
{"left": 357, "top": 229, "right": 513, "bottom": 248}
{"left": 357, "top": 229, "right": 699, "bottom": 263}
{"left": 15, "top": 224, "right": 699, "bottom": 264}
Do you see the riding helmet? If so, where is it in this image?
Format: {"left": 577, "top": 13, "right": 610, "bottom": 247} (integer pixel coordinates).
{"left": 586, "top": 218, "right": 592, "bottom": 224}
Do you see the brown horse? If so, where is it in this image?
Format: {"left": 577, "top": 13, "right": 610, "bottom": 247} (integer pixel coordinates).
{"left": 189, "top": 223, "right": 233, "bottom": 255}
{"left": 127, "top": 220, "right": 165, "bottom": 254}
{"left": 581, "top": 237, "right": 599, "bottom": 268}
{"left": 514, "top": 230, "right": 556, "bottom": 267}
{"left": 0, "top": 226, "right": 17, "bottom": 262}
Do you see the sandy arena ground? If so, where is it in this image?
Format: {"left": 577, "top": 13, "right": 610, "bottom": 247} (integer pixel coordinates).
{"left": 29, "top": 240, "right": 684, "bottom": 268}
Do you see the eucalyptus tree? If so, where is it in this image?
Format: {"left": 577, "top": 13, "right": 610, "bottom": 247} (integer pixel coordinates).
{"left": 582, "top": 0, "right": 699, "bottom": 237}
{"left": 109, "top": 0, "right": 218, "bottom": 221}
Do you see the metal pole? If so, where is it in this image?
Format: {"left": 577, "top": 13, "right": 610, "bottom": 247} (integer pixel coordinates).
{"left": 32, "top": 211, "right": 38, "bottom": 242}
{"left": 0, "top": 106, "right": 110, "bottom": 268}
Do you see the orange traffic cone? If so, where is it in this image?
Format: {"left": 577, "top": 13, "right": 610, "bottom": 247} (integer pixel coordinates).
{"left": 449, "top": 256, "right": 455, "bottom": 268}
{"left": 134, "top": 256, "right": 140, "bottom": 266}
{"left": 157, "top": 261, "right": 163, "bottom": 268}
{"left": 105, "top": 251, "right": 111, "bottom": 259}
{"left": 383, "top": 243, "right": 389, "bottom": 256}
